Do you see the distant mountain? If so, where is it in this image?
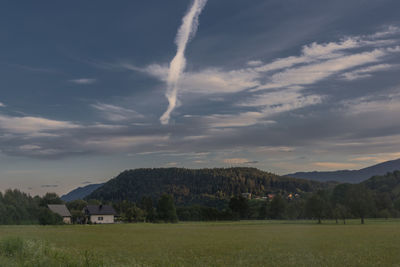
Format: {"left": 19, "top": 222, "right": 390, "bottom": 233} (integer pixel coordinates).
{"left": 287, "top": 158, "right": 400, "bottom": 183}
{"left": 61, "top": 183, "right": 104, "bottom": 202}
{"left": 86, "top": 167, "right": 336, "bottom": 206}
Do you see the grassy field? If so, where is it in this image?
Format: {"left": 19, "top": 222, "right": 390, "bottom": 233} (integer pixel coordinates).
{"left": 0, "top": 219, "right": 400, "bottom": 266}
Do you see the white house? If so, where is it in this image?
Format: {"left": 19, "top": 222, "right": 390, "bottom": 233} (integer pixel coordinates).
{"left": 48, "top": 204, "right": 72, "bottom": 224}
{"left": 83, "top": 205, "right": 117, "bottom": 224}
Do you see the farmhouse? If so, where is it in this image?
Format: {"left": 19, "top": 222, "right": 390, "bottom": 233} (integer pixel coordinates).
{"left": 48, "top": 204, "right": 72, "bottom": 224}
{"left": 83, "top": 205, "right": 117, "bottom": 224}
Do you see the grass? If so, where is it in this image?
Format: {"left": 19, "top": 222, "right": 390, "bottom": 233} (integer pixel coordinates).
{"left": 0, "top": 219, "right": 400, "bottom": 266}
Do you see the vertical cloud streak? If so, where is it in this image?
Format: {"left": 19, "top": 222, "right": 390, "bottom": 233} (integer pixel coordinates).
{"left": 160, "top": 0, "right": 208, "bottom": 125}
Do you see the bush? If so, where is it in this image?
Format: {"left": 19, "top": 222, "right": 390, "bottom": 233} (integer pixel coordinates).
{"left": 0, "top": 237, "right": 105, "bottom": 266}
{"left": 38, "top": 208, "right": 63, "bottom": 225}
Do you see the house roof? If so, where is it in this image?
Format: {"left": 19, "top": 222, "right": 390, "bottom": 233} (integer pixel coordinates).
{"left": 84, "top": 205, "right": 117, "bottom": 215}
{"left": 48, "top": 204, "right": 71, "bottom": 217}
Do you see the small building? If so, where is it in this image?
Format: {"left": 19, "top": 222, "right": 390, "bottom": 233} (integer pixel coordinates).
{"left": 48, "top": 204, "right": 72, "bottom": 224}
{"left": 241, "top": 193, "right": 252, "bottom": 199}
{"left": 267, "top": 194, "right": 275, "bottom": 200}
{"left": 83, "top": 205, "right": 117, "bottom": 224}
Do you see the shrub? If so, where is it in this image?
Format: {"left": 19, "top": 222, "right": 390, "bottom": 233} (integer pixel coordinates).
{"left": 0, "top": 237, "right": 24, "bottom": 257}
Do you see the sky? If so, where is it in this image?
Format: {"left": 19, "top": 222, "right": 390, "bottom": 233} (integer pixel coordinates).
{"left": 1, "top": 0, "right": 400, "bottom": 195}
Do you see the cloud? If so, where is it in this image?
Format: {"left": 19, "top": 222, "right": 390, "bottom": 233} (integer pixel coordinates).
{"left": 165, "top": 162, "right": 179, "bottom": 167}
{"left": 223, "top": 158, "right": 258, "bottom": 165}
{"left": 69, "top": 78, "right": 97, "bottom": 84}
{"left": 205, "top": 112, "right": 274, "bottom": 128}
{"left": 135, "top": 28, "right": 400, "bottom": 96}
{"left": 0, "top": 114, "right": 78, "bottom": 136}
{"left": 117, "top": 27, "right": 400, "bottom": 133}
{"left": 84, "top": 135, "right": 169, "bottom": 151}
{"left": 247, "top": 60, "right": 263, "bottom": 66}
{"left": 91, "top": 103, "right": 144, "bottom": 121}
{"left": 41, "top": 184, "right": 58, "bottom": 188}
{"left": 160, "top": 0, "right": 208, "bottom": 124}
{"left": 239, "top": 90, "right": 323, "bottom": 117}
{"left": 341, "top": 64, "right": 395, "bottom": 80}
{"left": 350, "top": 152, "right": 400, "bottom": 163}
{"left": 19, "top": 144, "right": 41, "bottom": 151}
{"left": 0, "top": 102, "right": 5, "bottom": 108}
{"left": 343, "top": 91, "right": 400, "bottom": 115}
{"left": 312, "top": 162, "right": 360, "bottom": 170}
{"left": 255, "top": 49, "right": 386, "bottom": 91}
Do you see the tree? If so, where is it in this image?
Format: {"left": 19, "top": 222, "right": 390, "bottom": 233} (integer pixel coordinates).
{"left": 306, "top": 190, "right": 329, "bottom": 224}
{"left": 269, "top": 194, "right": 286, "bottom": 219}
{"left": 157, "top": 194, "right": 178, "bottom": 223}
{"left": 140, "top": 196, "right": 156, "bottom": 222}
{"left": 346, "top": 184, "right": 375, "bottom": 224}
{"left": 66, "top": 199, "right": 88, "bottom": 211}
{"left": 124, "top": 204, "right": 145, "bottom": 222}
{"left": 38, "top": 207, "right": 63, "bottom": 225}
{"left": 39, "top": 193, "right": 63, "bottom": 207}
{"left": 332, "top": 204, "right": 349, "bottom": 224}
{"left": 258, "top": 202, "right": 269, "bottom": 220}
{"left": 286, "top": 199, "right": 306, "bottom": 220}
{"left": 229, "top": 196, "right": 249, "bottom": 219}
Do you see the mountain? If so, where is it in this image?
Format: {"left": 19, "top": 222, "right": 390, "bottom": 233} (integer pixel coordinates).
{"left": 86, "top": 167, "right": 336, "bottom": 206}
{"left": 287, "top": 158, "right": 400, "bottom": 183}
{"left": 61, "top": 183, "right": 104, "bottom": 202}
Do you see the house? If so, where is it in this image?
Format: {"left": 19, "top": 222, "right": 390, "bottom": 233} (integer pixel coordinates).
{"left": 48, "top": 204, "right": 72, "bottom": 224}
{"left": 83, "top": 205, "right": 117, "bottom": 224}
{"left": 241, "top": 193, "right": 252, "bottom": 199}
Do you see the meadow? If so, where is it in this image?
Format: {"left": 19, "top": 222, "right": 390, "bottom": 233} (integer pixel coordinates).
{"left": 0, "top": 220, "right": 400, "bottom": 266}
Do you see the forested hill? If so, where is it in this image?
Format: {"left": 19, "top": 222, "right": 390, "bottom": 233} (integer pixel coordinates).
{"left": 287, "top": 158, "right": 400, "bottom": 183}
{"left": 362, "top": 170, "right": 400, "bottom": 198}
{"left": 86, "top": 167, "right": 335, "bottom": 205}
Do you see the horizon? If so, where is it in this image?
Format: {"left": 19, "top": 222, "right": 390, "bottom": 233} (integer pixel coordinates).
{"left": 1, "top": 0, "right": 400, "bottom": 195}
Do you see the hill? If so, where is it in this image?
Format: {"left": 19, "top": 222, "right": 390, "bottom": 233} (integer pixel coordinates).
{"left": 85, "top": 167, "right": 335, "bottom": 205}
{"left": 286, "top": 158, "right": 400, "bottom": 183}
{"left": 362, "top": 170, "right": 400, "bottom": 198}
{"left": 61, "top": 183, "right": 104, "bottom": 202}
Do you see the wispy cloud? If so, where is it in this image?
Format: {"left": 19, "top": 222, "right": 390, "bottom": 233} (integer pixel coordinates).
{"left": 205, "top": 112, "right": 274, "bottom": 128}
{"left": 91, "top": 103, "right": 144, "bottom": 121}
{"left": 0, "top": 102, "right": 5, "bottom": 108}
{"left": 0, "top": 114, "right": 78, "bottom": 136}
{"left": 341, "top": 64, "right": 396, "bottom": 80}
{"left": 69, "top": 78, "right": 97, "bottom": 84}
{"left": 343, "top": 91, "right": 400, "bottom": 115}
{"left": 160, "top": 0, "right": 208, "bottom": 124}
{"left": 350, "top": 152, "right": 400, "bottom": 163}
{"left": 84, "top": 135, "right": 169, "bottom": 150}
{"left": 223, "top": 158, "right": 258, "bottom": 165}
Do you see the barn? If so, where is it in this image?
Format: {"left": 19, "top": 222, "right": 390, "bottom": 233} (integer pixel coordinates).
{"left": 48, "top": 204, "right": 72, "bottom": 224}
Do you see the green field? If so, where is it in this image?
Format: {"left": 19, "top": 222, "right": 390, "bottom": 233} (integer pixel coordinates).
{"left": 1, "top": 220, "right": 400, "bottom": 266}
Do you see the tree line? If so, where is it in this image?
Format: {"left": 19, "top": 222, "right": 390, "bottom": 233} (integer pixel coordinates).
{"left": 0, "top": 189, "right": 179, "bottom": 225}
{"left": 2, "top": 171, "right": 400, "bottom": 225}
{"left": 0, "top": 190, "right": 65, "bottom": 225}
{"left": 177, "top": 183, "right": 400, "bottom": 224}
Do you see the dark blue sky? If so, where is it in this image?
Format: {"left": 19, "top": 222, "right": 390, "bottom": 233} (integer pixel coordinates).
{"left": 1, "top": 0, "right": 400, "bottom": 195}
